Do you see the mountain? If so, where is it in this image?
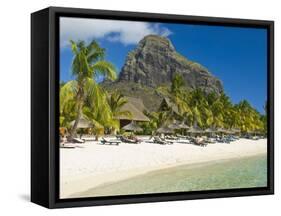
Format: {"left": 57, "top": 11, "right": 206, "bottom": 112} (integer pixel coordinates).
{"left": 103, "top": 35, "right": 223, "bottom": 111}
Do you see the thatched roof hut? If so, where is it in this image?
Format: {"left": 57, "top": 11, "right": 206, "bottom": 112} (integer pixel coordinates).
{"left": 158, "top": 97, "right": 180, "bottom": 115}
{"left": 114, "top": 97, "right": 150, "bottom": 122}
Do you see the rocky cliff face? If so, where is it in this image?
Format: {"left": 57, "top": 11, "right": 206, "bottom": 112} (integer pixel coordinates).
{"left": 103, "top": 35, "right": 224, "bottom": 111}
{"left": 118, "top": 35, "right": 223, "bottom": 94}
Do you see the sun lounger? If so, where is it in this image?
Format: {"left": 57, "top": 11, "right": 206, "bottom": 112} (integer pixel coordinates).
{"left": 60, "top": 143, "right": 76, "bottom": 148}
{"left": 176, "top": 134, "right": 190, "bottom": 139}
{"left": 100, "top": 137, "right": 120, "bottom": 145}
{"left": 165, "top": 135, "right": 179, "bottom": 140}
{"left": 153, "top": 136, "right": 168, "bottom": 145}
{"left": 159, "top": 137, "right": 173, "bottom": 144}
{"left": 81, "top": 135, "right": 96, "bottom": 141}
{"left": 120, "top": 136, "right": 140, "bottom": 144}
{"left": 205, "top": 137, "right": 216, "bottom": 144}
{"left": 71, "top": 138, "right": 85, "bottom": 143}
{"left": 216, "top": 137, "right": 231, "bottom": 144}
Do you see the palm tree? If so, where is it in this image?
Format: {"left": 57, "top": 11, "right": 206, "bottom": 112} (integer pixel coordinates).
{"left": 141, "top": 111, "right": 170, "bottom": 134}
{"left": 235, "top": 100, "right": 263, "bottom": 133}
{"left": 108, "top": 91, "right": 132, "bottom": 118}
{"left": 60, "top": 81, "right": 77, "bottom": 127}
{"left": 67, "top": 40, "right": 117, "bottom": 137}
{"left": 157, "top": 73, "right": 191, "bottom": 120}
{"left": 187, "top": 89, "right": 209, "bottom": 127}
{"left": 107, "top": 91, "right": 132, "bottom": 131}
{"left": 171, "top": 73, "right": 185, "bottom": 94}
{"left": 82, "top": 83, "right": 114, "bottom": 130}
{"left": 151, "top": 73, "right": 265, "bottom": 133}
{"left": 261, "top": 101, "right": 267, "bottom": 133}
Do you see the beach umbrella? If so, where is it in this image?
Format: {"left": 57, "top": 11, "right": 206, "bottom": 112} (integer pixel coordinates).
{"left": 247, "top": 130, "right": 261, "bottom": 136}
{"left": 230, "top": 128, "right": 241, "bottom": 133}
{"left": 176, "top": 122, "right": 189, "bottom": 135}
{"left": 225, "top": 129, "right": 235, "bottom": 134}
{"left": 122, "top": 121, "right": 142, "bottom": 132}
{"left": 168, "top": 122, "right": 181, "bottom": 130}
{"left": 248, "top": 130, "right": 259, "bottom": 134}
{"left": 187, "top": 126, "right": 203, "bottom": 134}
{"left": 217, "top": 128, "right": 228, "bottom": 133}
{"left": 205, "top": 128, "right": 217, "bottom": 133}
{"left": 178, "top": 122, "right": 189, "bottom": 129}
{"left": 70, "top": 117, "right": 93, "bottom": 129}
{"left": 156, "top": 125, "right": 174, "bottom": 134}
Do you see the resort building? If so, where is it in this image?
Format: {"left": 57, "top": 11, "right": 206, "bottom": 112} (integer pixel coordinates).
{"left": 158, "top": 97, "right": 180, "bottom": 115}
{"left": 115, "top": 97, "right": 150, "bottom": 128}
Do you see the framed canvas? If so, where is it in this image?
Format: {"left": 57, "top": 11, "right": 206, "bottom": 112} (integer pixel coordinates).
{"left": 31, "top": 6, "right": 274, "bottom": 208}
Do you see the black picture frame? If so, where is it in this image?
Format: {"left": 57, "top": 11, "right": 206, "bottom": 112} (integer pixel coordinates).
{"left": 31, "top": 6, "right": 274, "bottom": 209}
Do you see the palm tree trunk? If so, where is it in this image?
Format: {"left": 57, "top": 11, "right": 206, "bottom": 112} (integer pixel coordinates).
{"left": 69, "top": 88, "right": 84, "bottom": 138}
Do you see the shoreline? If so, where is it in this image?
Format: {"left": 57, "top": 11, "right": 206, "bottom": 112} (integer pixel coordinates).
{"left": 73, "top": 153, "right": 267, "bottom": 198}
{"left": 60, "top": 138, "right": 267, "bottom": 198}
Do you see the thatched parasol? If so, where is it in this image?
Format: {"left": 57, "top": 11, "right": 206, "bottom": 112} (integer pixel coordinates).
{"left": 168, "top": 122, "right": 181, "bottom": 130}
{"left": 156, "top": 125, "right": 174, "bottom": 134}
{"left": 187, "top": 126, "right": 203, "bottom": 133}
{"left": 231, "top": 128, "right": 241, "bottom": 133}
{"left": 70, "top": 117, "right": 93, "bottom": 129}
{"left": 217, "top": 128, "right": 228, "bottom": 133}
{"left": 205, "top": 128, "right": 217, "bottom": 133}
{"left": 122, "top": 121, "right": 142, "bottom": 132}
{"left": 178, "top": 122, "right": 189, "bottom": 129}
{"left": 247, "top": 130, "right": 261, "bottom": 135}
{"left": 217, "top": 128, "right": 235, "bottom": 134}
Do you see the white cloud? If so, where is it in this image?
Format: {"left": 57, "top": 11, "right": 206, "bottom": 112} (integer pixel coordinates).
{"left": 60, "top": 17, "right": 172, "bottom": 47}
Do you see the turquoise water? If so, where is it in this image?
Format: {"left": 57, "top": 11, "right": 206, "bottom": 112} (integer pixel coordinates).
{"left": 74, "top": 154, "right": 267, "bottom": 198}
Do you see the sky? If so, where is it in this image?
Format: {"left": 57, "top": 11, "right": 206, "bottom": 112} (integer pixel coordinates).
{"left": 60, "top": 17, "right": 267, "bottom": 113}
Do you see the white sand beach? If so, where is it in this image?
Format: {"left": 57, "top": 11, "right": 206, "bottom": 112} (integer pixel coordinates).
{"left": 60, "top": 138, "right": 267, "bottom": 198}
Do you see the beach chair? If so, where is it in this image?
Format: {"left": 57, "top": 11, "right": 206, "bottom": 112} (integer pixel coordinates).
{"left": 153, "top": 136, "right": 168, "bottom": 145}
{"left": 71, "top": 137, "right": 85, "bottom": 143}
{"left": 116, "top": 135, "right": 122, "bottom": 140}
{"left": 120, "top": 136, "right": 140, "bottom": 144}
{"left": 100, "top": 137, "right": 120, "bottom": 145}
{"left": 176, "top": 134, "right": 186, "bottom": 139}
{"left": 165, "top": 135, "right": 179, "bottom": 140}
{"left": 60, "top": 143, "right": 76, "bottom": 148}
{"left": 205, "top": 137, "right": 216, "bottom": 144}
{"left": 159, "top": 137, "right": 173, "bottom": 144}
{"left": 81, "top": 134, "right": 96, "bottom": 141}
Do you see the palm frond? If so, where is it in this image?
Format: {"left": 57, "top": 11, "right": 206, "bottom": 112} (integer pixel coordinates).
{"left": 60, "top": 80, "right": 78, "bottom": 112}
{"left": 87, "top": 40, "right": 105, "bottom": 62}
{"left": 92, "top": 61, "right": 117, "bottom": 81}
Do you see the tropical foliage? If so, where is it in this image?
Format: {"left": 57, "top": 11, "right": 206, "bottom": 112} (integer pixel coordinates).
{"left": 60, "top": 40, "right": 266, "bottom": 137}
{"left": 154, "top": 73, "right": 266, "bottom": 134}
{"left": 60, "top": 40, "right": 119, "bottom": 137}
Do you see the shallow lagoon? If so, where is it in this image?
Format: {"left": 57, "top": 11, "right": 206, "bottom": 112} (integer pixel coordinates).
{"left": 75, "top": 154, "right": 267, "bottom": 197}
